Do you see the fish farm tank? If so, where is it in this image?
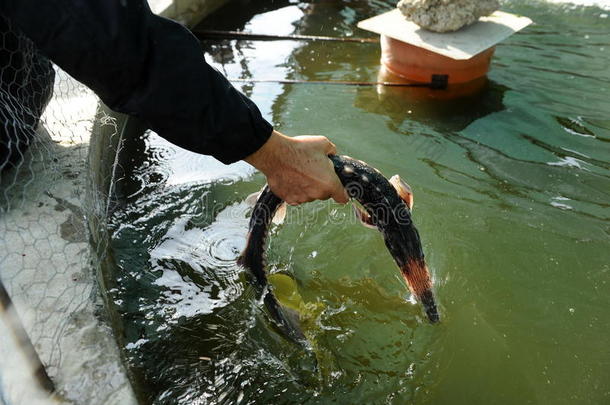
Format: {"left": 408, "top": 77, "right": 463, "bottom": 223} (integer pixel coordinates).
{"left": 0, "top": 0, "right": 609, "bottom": 404}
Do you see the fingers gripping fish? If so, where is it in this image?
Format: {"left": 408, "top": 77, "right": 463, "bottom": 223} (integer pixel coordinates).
{"left": 238, "top": 155, "right": 439, "bottom": 345}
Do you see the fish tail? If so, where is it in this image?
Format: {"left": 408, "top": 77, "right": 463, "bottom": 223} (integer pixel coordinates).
{"left": 401, "top": 259, "right": 440, "bottom": 323}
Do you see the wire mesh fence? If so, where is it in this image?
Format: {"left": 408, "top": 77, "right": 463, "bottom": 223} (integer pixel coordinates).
{"left": 0, "top": 2, "right": 235, "bottom": 403}
{"left": 0, "top": 15, "right": 133, "bottom": 405}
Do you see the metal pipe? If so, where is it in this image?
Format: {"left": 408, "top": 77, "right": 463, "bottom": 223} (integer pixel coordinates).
{"left": 0, "top": 280, "right": 55, "bottom": 394}
{"left": 194, "top": 29, "right": 378, "bottom": 44}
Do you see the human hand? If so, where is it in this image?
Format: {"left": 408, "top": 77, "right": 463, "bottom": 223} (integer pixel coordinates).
{"left": 244, "top": 131, "right": 349, "bottom": 205}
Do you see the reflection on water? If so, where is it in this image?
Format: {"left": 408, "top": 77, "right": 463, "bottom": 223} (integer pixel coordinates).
{"left": 106, "top": 0, "right": 610, "bottom": 403}
{"left": 355, "top": 74, "right": 508, "bottom": 140}
{"left": 148, "top": 202, "right": 250, "bottom": 320}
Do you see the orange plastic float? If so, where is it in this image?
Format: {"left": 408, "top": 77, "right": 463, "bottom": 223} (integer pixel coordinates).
{"left": 357, "top": 9, "right": 532, "bottom": 98}
{"left": 380, "top": 35, "right": 495, "bottom": 85}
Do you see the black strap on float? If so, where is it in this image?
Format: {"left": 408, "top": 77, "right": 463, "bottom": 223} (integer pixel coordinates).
{"left": 194, "top": 29, "right": 379, "bottom": 44}
{"left": 430, "top": 74, "right": 449, "bottom": 89}
{"left": 195, "top": 30, "right": 450, "bottom": 90}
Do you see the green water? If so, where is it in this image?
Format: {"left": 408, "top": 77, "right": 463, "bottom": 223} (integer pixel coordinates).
{"left": 106, "top": 1, "right": 610, "bottom": 403}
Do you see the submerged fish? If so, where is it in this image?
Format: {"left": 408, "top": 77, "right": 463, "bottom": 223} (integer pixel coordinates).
{"left": 238, "top": 154, "right": 439, "bottom": 345}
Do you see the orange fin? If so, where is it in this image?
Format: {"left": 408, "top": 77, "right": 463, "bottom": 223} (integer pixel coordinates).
{"left": 246, "top": 190, "right": 286, "bottom": 225}
{"left": 353, "top": 203, "right": 376, "bottom": 229}
{"left": 389, "top": 175, "right": 413, "bottom": 210}
{"left": 245, "top": 191, "right": 261, "bottom": 207}
{"left": 272, "top": 202, "right": 287, "bottom": 225}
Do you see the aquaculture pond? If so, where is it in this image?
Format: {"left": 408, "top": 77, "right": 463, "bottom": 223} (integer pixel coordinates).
{"left": 106, "top": 0, "right": 610, "bottom": 403}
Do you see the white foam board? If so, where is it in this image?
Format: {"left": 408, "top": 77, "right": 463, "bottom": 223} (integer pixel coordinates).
{"left": 357, "top": 9, "right": 533, "bottom": 60}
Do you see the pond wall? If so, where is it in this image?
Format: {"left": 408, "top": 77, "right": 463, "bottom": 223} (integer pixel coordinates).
{"left": 0, "top": 1, "right": 227, "bottom": 404}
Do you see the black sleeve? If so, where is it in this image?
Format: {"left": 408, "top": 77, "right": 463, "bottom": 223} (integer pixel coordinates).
{"left": 0, "top": 0, "right": 273, "bottom": 164}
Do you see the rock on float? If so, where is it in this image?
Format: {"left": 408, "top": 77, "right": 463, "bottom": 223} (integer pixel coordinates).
{"left": 357, "top": 1, "right": 532, "bottom": 89}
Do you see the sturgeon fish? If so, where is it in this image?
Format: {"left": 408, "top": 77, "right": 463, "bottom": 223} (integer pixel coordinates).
{"left": 238, "top": 154, "right": 439, "bottom": 345}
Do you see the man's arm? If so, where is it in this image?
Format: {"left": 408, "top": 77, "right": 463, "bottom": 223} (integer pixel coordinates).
{"left": 0, "top": 0, "right": 347, "bottom": 203}
{"left": 0, "top": 0, "right": 270, "bottom": 163}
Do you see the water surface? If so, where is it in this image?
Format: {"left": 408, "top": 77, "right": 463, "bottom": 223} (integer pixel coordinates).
{"left": 107, "top": 1, "right": 610, "bottom": 403}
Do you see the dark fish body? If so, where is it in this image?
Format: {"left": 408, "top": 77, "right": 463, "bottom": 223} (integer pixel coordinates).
{"left": 329, "top": 155, "right": 439, "bottom": 323}
{"left": 238, "top": 155, "right": 439, "bottom": 345}
{"left": 237, "top": 188, "right": 307, "bottom": 345}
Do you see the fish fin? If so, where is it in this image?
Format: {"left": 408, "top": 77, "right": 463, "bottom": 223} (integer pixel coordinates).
{"left": 390, "top": 175, "right": 414, "bottom": 210}
{"left": 245, "top": 191, "right": 261, "bottom": 207}
{"left": 353, "top": 203, "right": 376, "bottom": 229}
{"left": 272, "top": 202, "right": 287, "bottom": 225}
